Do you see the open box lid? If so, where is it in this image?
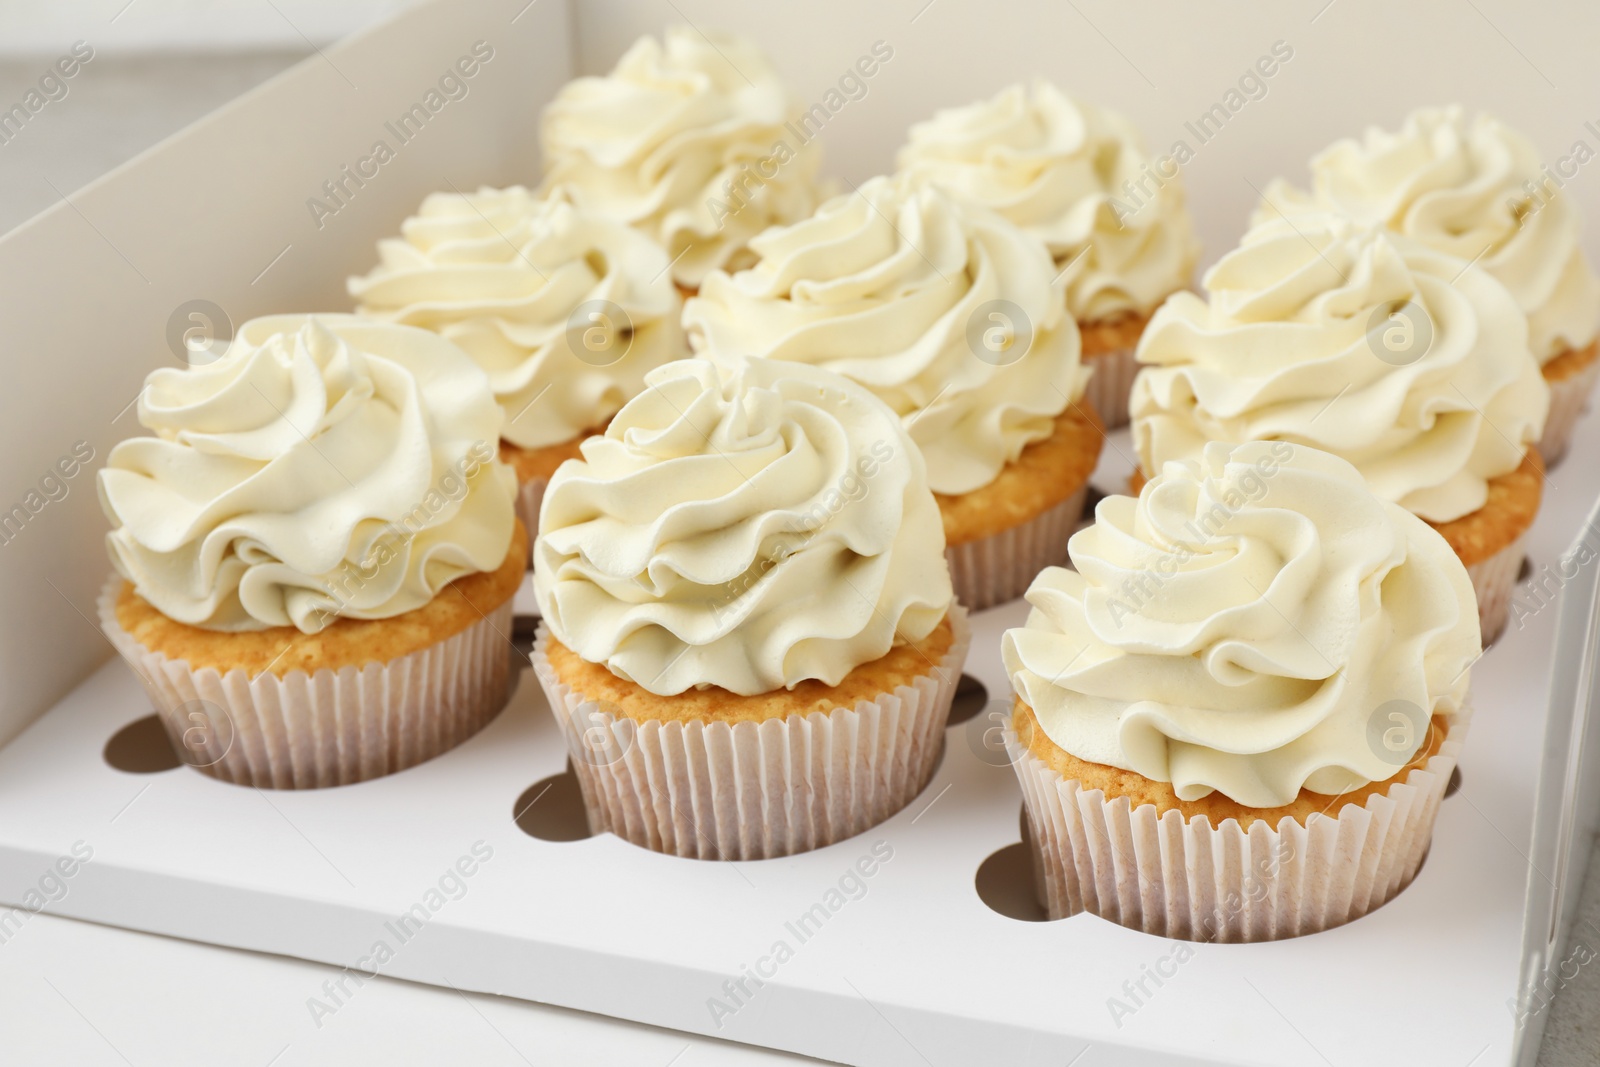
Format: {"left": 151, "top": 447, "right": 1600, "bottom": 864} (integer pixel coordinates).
{"left": 0, "top": 0, "right": 562, "bottom": 743}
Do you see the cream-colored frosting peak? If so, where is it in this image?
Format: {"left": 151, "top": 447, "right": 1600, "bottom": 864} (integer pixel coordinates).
{"left": 534, "top": 357, "right": 952, "bottom": 696}
{"left": 100, "top": 315, "right": 517, "bottom": 633}
{"left": 1003, "top": 441, "right": 1480, "bottom": 809}
{"left": 1132, "top": 214, "right": 1548, "bottom": 523}
{"left": 684, "top": 173, "right": 1088, "bottom": 496}
{"left": 896, "top": 80, "right": 1199, "bottom": 323}
{"left": 540, "top": 28, "right": 822, "bottom": 288}
{"left": 349, "top": 185, "right": 685, "bottom": 451}
{"left": 1256, "top": 106, "right": 1600, "bottom": 362}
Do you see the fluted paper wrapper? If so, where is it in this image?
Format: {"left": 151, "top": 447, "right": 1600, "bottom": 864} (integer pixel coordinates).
{"left": 946, "top": 488, "right": 1087, "bottom": 613}
{"left": 513, "top": 474, "right": 550, "bottom": 557}
{"left": 531, "top": 605, "right": 972, "bottom": 860}
{"left": 98, "top": 575, "right": 514, "bottom": 789}
{"left": 1007, "top": 713, "right": 1467, "bottom": 942}
{"left": 1467, "top": 533, "right": 1526, "bottom": 645}
{"left": 1538, "top": 353, "right": 1600, "bottom": 468}
{"left": 1081, "top": 343, "right": 1139, "bottom": 430}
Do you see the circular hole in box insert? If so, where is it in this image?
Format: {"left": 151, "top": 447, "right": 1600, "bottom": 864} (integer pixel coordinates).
{"left": 946, "top": 674, "right": 989, "bottom": 727}
{"left": 975, "top": 841, "right": 1050, "bottom": 922}
{"left": 104, "top": 714, "right": 182, "bottom": 774}
{"left": 1445, "top": 766, "right": 1462, "bottom": 798}
{"left": 512, "top": 762, "right": 594, "bottom": 842}
{"left": 1517, "top": 555, "right": 1533, "bottom": 584}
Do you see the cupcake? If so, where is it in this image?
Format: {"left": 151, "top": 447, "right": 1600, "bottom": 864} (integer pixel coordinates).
{"left": 1131, "top": 214, "right": 1548, "bottom": 642}
{"left": 98, "top": 315, "right": 524, "bottom": 789}
{"left": 684, "top": 173, "right": 1100, "bottom": 611}
{"left": 1003, "top": 441, "right": 1479, "bottom": 941}
{"left": 897, "top": 81, "right": 1200, "bottom": 428}
{"left": 531, "top": 356, "right": 969, "bottom": 860}
{"left": 539, "top": 28, "right": 824, "bottom": 294}
{"left": 349, "top": 185, "right": 685, "bottom": 544}
{"left": 1256, "top": 106, "right": 1600, "bottom": 465}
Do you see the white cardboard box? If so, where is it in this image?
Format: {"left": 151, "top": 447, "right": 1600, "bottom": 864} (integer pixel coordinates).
{"left": 2, "top": 2, "right": 1599, "bottom": 1064}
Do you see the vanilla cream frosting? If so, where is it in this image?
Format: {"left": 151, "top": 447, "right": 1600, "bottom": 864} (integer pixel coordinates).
{"left": 540, "top": 28, "right": 822, "bottom": 289}
{"left": 1256, "top": 106, "right": 1600, "bottom": 363}
{"left": 1003, "top": 441, "right": 1479, "bottom": 808}
{"left": 1132, "top": 214, "right": 1548, "bottom": 523}
{"left": 896, "top": 80, "right": 1199, "bottom": 323}
{"left": 349, "top": 185, "right": 684, "bottom": 451}
{"left": 100, "top": 315, "right": 517, "bottom": 633}
{"left": 684, "top": 174, "right": 1088, "bottom": 496}
{"left": 534, "top": 357, "right": 952, "bottom": 696}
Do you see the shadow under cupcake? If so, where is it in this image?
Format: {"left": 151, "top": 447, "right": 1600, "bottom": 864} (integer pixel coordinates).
{"left": 98, "top": 315, "right": 526, "bottom": 789}
{"left": 530, "top": 356, "right": 970, "bottom": 860}
{"left": 1002, "top": 441, "right": 1480, "bottom": 941}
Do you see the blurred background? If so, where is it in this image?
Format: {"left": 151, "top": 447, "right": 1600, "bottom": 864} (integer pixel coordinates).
{"left": 0, "top": 0, "right": 420, "bottom": 234}
{"left": 10, "top": 0, "right": 1600, "bottom": 257}
{"left": 555, "top": 0, "right": 1600, "bottom": 269}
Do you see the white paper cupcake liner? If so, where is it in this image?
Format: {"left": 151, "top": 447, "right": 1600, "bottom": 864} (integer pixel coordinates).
{"left": 513, "top": 474, "right": 550, "bottom": 557}
{"left": 1466, "top": 533, "right": 1527, "bottom": 646}
{"left": 1538, "top": 351, "right": 1600, "bottom": 468}
{"left": 1081, "top": 343, "right": 1140, "bottom": 430}
{"left": 530, "top": 605, "right": 972, "bottom": 861}
{"left": 98, "top": 575, "right": 516, "bottom": 789}
{"left": 946, "top": 487, "right": 1088, "bottom": 613}
{"left": 1007, "top": 710, "right": 1467, "bottom": 942}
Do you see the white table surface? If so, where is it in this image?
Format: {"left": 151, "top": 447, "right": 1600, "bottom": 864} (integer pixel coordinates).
{"left": 0, "top": 46, "right": 1597, "bottom": 1067}
{"left": 0, "top": 910, "right": 811, "bottom": 1066}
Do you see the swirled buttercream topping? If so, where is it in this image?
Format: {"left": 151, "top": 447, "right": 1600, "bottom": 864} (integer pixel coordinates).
{"left": 534, "top": 356, "right": 953, "bottom": 696}
{"left": 1255, "top": 106, "right": 1600, "bottom": 362}
{"left": 1132, "top": 213, "right": 1547, "bottom": 523}
{"left": 350, "top": 185, "right": 685, "bottom": 450}
{"left": 540, "top": 28, "right": 823, "bottom": 288}
{"left": 685, "top": 173, "right": 1087, "bottom": 496}
{"left": 1002, "top": 441, "right": 1479, "bottom": 808}
{"left": 897, "top": 80, "right": 1199, "bottom": 322}
{"left": 100, "top": 315, "right": 517, "bottom": 633}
